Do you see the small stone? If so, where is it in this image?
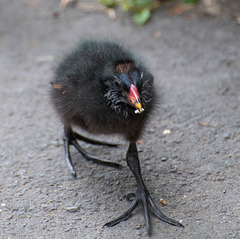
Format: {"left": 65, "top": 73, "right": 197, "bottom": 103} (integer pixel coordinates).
{"left": 6, "top": 214, "right": 13, "bottom": 220}
{"left": 172, "top": 154, "right": 178, "bottom": 159}
{"left": 135, "top": 225, "right": 142, "bottom": 229}
{"left": 163, "top": 129, "right": 171, "bottom": 135}
{"left": 216, "top": 176, "right": 225, "bottom": 182}
{"left": 104, "top": 173, "right": 111, "bottom": 180}
{"left": 146, "top": 165, "right": 152, "bottom": 171}
{"left": 41, "top": 204, "right": 48, "bottom": 209}
{"left": 160, "top": 156, "right": 168, "bottom": 161}
{"left": 66, "top": 206, "right": 80, "bottom": 212}
{"left": 135, "top": 230, "right": 142, "bottom": 236}
{"left": 64, "top": 227, "right": 73, "bottom": 232}
{"left": 223, "top": 133, "right": 231, "bottom": 140}
{"left": 160, "top": 198, "right": 168, "bottom": 206}
{"left": 52, "top": 141, "right": 61, "bottom": 147}
{"left": 168, "top": 166, "right": 177, "bottom": 173}
{"left": 41, "top": 143, "right": 49, "bottom": 149}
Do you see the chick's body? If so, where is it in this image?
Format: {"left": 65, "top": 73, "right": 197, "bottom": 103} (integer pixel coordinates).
{"left": 51, "top": 40, "right": 155, "bottom": 140}
{"left": 50, "top": 39, "right": 183, "bottom": 235}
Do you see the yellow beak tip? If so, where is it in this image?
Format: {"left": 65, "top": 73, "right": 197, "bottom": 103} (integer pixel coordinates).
{"left": 134, "top": 103, "right": 145, "bottom": 114}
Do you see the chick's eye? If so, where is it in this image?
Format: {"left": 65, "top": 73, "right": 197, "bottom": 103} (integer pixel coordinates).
{"left": 114, "top": 80, "right": 121, "bottom": 88}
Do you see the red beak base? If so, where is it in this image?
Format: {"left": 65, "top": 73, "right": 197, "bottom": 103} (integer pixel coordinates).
{"left": 128, "top": 84, "right": 144, "bottom": 114}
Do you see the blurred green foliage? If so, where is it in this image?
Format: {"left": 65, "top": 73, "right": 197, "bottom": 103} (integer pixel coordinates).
{"left": 98, "top": 0, "right": 160, "bottom": 25}
{"left": 183, "top": 0, "right": 198, "bottom": 3}
{"left": 184, "top": 0, "right": 198, "bottom": 3}
{"left": 98, "top": 0, "right": 199, "bottom": 25}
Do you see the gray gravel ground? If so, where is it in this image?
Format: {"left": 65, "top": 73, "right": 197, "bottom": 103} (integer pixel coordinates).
{"left": 0, "top": 1, "right": 240, "bottom": 238}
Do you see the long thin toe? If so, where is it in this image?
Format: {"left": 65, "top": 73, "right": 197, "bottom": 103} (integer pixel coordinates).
{"left": 89, "top": 158, "right": 123, "bottom": 169}
{"left": 70, "top": 170, "right": 77, "bottom": 178}
{"left": 74, "top": 132, "right": 119, "bottom": 147}
{"left": 71, "top": 139, "right": 123, "bottom": 168}
{"left": 104, "top": 199, "right": 139, "bottom": 228}
{"left": 141, "top": 194, "right": 151, "bottom": 235}
{"left": 148, "top": 195, "right": 183, "bottom": 227}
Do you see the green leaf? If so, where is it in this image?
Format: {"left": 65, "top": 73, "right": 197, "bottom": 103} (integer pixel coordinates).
{"left": 121, "top": 2, "right": 131, "bottom": 11}
{"left": 98, "top": 0, "right": 117, "bottom": 7}
{"left": 130, "top": 0, "right": 152, "bottom": 7}
{"left": 184, "top": 0, "right": 199, "bottom": 3}
{"left": 133, "top": 8, "right": 151, "bottom": 25}
{"left": 121, "top": 0, "right": 153, "bottom": 11}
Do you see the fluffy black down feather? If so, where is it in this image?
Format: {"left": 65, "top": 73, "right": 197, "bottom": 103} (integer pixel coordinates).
{"left": 50, "top": 39, "right": 155, "bottom": 141}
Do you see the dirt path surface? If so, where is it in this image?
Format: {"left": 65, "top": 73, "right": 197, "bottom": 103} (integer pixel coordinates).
{"left": 1, "top": 1, "right": 240, "bottom": 238}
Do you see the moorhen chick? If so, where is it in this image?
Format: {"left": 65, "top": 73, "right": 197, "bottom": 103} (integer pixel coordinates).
{"left": 50, "top": 39, "right": 183, "bottom": 235}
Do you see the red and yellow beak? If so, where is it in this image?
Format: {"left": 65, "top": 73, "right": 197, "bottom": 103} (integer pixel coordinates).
{"left": 128, "top": 84, "right": 145, "bottom": 114}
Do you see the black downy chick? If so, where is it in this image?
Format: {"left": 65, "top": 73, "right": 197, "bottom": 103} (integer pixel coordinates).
{"left": 50, "top": 39, "right": 183, "bottom": 235}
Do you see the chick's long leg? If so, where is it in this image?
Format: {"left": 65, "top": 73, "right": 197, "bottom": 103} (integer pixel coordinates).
{"left": 63, "top": 127, "right": 122, "bottom": 177}
{"left": 104, "top": 142, "right": 183, "bottom": 236}
{"left": 73, "top": 131, "right": 118, "bottom": 147}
